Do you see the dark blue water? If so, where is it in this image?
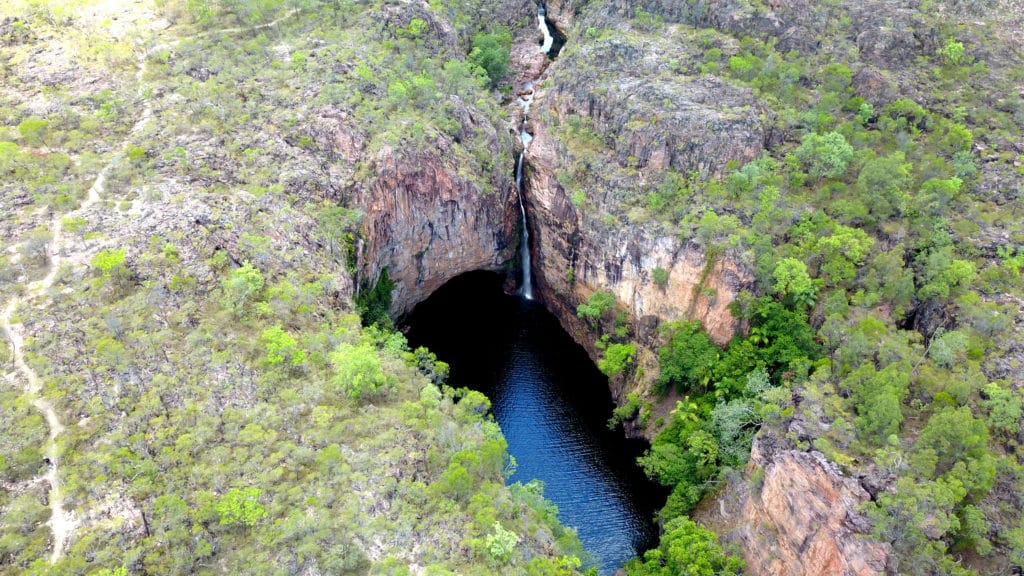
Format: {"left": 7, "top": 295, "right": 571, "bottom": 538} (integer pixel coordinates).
{"left": 406, "top": 272, "right": 663, "bottom": 574}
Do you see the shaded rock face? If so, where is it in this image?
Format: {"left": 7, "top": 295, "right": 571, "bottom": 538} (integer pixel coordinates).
{"left": 523, "top": 34, "right": 763, "bottom": 349}
{"left": 734, "top": 432, "right": 891, "bottom": 576}
{"left": 354, "top": 143, "right": 518, "bottom": 319}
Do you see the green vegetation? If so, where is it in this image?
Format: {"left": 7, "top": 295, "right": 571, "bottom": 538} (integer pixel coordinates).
{"left": 598, "top": 342, "right": 636, "bottom": 378}
{"left": 651, "top": 267, "right": 669, "bottom": 289}
{"left": 576, "top": 290, "right": 616, "bottom": 328}
{"left": 542, "top": 2, "right": 1024, "bottom": 572}
{"left": 356, "top": 267, "right": 396, "bottom": 328}
{"left": 468, "top": 27, "right": 512, "bottom": 88}
{"left": 2, "top": 0, "right": 1022, "bottom": 573}
{"left": 794, "top": 131, "right": 853, "bottom": 179}
{"left": 90, "top": 248, "right": 127, "bottom": 277}
{"left": 624, "top": 517, "right": 743, "bottom": 576}
{"left": 0, "top": 0, "right": 584, "bottom": 573}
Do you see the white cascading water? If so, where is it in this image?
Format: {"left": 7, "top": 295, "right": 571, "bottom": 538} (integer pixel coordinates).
{"left": 516, "top": 83, "right": 536, "bottom": 300}
{"left": 538, "top": 5, "right": 554, "bottom": 54}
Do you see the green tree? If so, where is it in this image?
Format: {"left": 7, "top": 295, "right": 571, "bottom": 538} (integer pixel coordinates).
{"left": 845, "top": 363, "right": 911, "bottom": 444}
{"left": 815, "top": 224, "right": 874, "bottom": 285}
{"left": 356, "top": 268, "right": 395, "bottom": 327}
{"left": 913, "top": 406, "right": 989, "bottom": 477}
{"left": 624, "top": 516, "right": 744, "bottom": 576}
{"left": 330, "top": 342, "right": 390, "bottom": 400}
{"left": 856, "top": 152, "right": 912, "bottom": 222}
{"left": 91, "top": 248, "right": 127, "bottom": 277}
{"left": 215, "top": 487, "right": 267, "bottom": 527}
{"left": 656, "top": 321, "right": 719, "bottom": 395}
{"left": 468, "top": 27, "right": 512, "bottom": 88}
{"left": 982, "top": 382, "right": 1022, "bottom": 435}
{"left": 652, "top": 267, "right": 669, "bottom": 288}
{"left": 794, "top": 131, "right": 853, "bottom": 179}
{"left": 772, "top": 257, "right": 817, "bottom": 308}
{"left": 576, "top": 290, "right": 616, "bottom": 328}
{"left": 260, "top": 325, "right": 306, "bottom": 366}
{"left": 220, "top": 261, "right": 264, "bottom": 317}
{"left": 939, "top": 37, "right": 966, "bottom": 65}
{"left": 599, "top": 342, "right": 636, "bottom": 378}
{"left": 17, "top": 117, "right": 48, "bottom": 146}
{"left": 483, "top": 522, "right": 520, "bottom": 564}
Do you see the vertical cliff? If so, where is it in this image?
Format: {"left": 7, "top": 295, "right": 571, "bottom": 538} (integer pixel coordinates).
{"left": 354, "top": 141, "right": 519, "bottom": 319}
{"left": 521, "top": 22, "right": 764, "bottom": 361}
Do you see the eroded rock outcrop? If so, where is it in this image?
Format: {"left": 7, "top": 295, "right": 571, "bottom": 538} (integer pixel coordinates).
{"left": 727, "top": 431, "right": 890, "bottom": 576}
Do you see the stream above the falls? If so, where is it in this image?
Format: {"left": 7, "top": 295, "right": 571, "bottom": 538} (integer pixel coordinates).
{"left": 406, "top": 272, "right": 665, "bottom": 574}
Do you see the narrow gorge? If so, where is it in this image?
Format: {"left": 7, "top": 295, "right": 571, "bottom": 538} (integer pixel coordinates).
{"left": 4, "top": 0, "right": 1020, "bottom": 574}
{"left": 354, "top": 1, "right": 902, "bottom": 573}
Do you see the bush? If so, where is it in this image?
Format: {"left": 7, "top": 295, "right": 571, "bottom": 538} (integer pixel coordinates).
{"left": 856, "top": 152, "right": 912, "bottom": 222}
{"left": 624, "top": 516, "right": 744, "bottom": 576}
{"left": 598, "top": 342, "right": 636, "bottom": 378}
{"left": 794, "top": 131, "right": 853, "bottom": 179}
{"left": 330, "top": 342, "right": 391, "bottom": 400}
{"left": 576, "top": 290, "right": 616, "bottom": 327}
{"left": 939, "top": 37, "right": 966, "bottom": 66}
{"left": 215, "top": 487, "right": 267, "bottom": 527}
{"left": 91, "top": 248, "right": 127, "bottom": 277}
{"left": 468, "top": 28, "right": 511, "bottom": 88}
{"left": 260, "top": 325, "right": 306, "bottom": 366}
{"left": 656, "top": 321, "right": 718, "bottom": 395}
{"left": 483, "top": 522, "right": 520, "bottom": 564}
{"left": 221, "top": 262, "right": 264, "bottom": 318}
{"left": 771, "top": 258, "right": 817, "bottom": 308}
{"left": 652, "top": 267, "right": 669, "bottom": 288}
{"left": 356, "top": 268, "right": 395, "bottom": 328}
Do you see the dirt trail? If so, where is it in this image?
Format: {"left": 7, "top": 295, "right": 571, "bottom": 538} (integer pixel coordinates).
{"left": 0, "top": 50, "right": 152, "bottom": 564}
{"left": 0, "top": 8, "right": 302, "bottom": 563}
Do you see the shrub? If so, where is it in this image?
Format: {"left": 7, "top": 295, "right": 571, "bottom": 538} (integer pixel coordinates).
{"left": 652, "top": 266, "right": 669, "bottom": 288}
{"left": 215, "top": 487, "right": 267, "bottom": 527}
{"left": 576, "top": 290, "right": 616, "bottom": 327}
{"left": 656, "top": 321, "right": 719, "bottom": 395}
{"left": 220, "top": 262, "right": 264, "bottom": 318}
{"left": 260, "top": 325, "right": 306, "bottom": 366}
{"left": 91, "top": 248, "right": 127, "bottom": 277}
{"left": 483, "top": 522, "right": 520, "bottom": 564}
{"left": 794, "top": 131, "right": 853, "bottom": 179}
{"left": 939, "top": 37, "right": 966, "bottom": 66}
{"left": 598, "top": 342, "right": 636, "bottom": 378}
{"left": 356, "top": 268, "right": 395, "bottom": 328}
{"left": 772, "top": 258, "right": 817, "bottom": 308}
{"left": 624, "top": 516, "right": 744, "bottom": 576}
{"left": 330, "top": 343, "right": 391, "bottom": 400}
{"left": 17, "top": 117, "right": 48, "bottom": 146}
{"left": 856, "top": 152, "right": 912, "bottom": 222}
{"left": 468, "top": 28, "right": 511, "bottom": 88}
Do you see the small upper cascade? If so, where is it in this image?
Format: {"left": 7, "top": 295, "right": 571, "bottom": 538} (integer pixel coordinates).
{"left": 538, "top": 5, "right": 554, "bottom": 54}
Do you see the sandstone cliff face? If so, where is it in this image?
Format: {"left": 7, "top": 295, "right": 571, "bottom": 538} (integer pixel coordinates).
{"left": 519, "top": 5, "right": 895, "bottom": 575}
{"left": 522, "top": 26, "right": 763, "bottom": 354}
{"left": 718, "top": 431, "right": 891, "bottom": 576}
{"left": 311, "top": 98, "right": 519, "bottom": 319}
{"left": 354, "top": 142, "right": 518, "bottom": 319}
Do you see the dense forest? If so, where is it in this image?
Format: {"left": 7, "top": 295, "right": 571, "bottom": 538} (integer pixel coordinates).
{"left": 1, "top": 0, "right": 1022, "bottom": 575}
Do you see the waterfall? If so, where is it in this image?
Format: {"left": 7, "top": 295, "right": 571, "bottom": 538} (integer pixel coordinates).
{"left": 516, "top": 150, "right": 532, "bottom": 297}
{"left": 516, "top": 83, "right": 536, "bottom": 300}
{"left": 515, "top": 1, "right": 561, "bottom": 300}
{"left": 538, "top": 5, "right": 554, "bottom": 54}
